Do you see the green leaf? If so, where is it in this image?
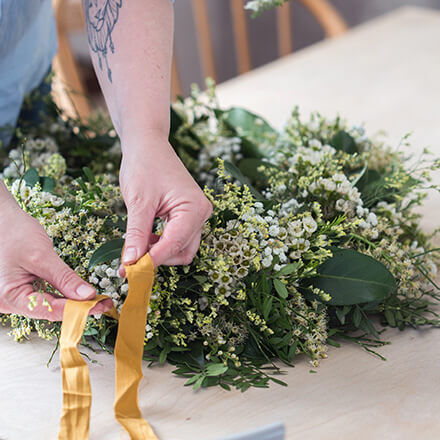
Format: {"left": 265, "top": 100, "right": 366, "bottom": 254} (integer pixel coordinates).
{"left": 222, "top": 108, "right": 277, "bottom": 158}
{"left": 88, "top": 238, "right": 125, "bottom": 270}
{"left": 327, "top": 338, "right": 341, "bottom": 348}
{"left": 194, "top": 275, "right": 208, "bottom": 284}
{"left": 82, "top": 166, "right": 95, "bottom": 184}
{"left": 158, "top": 348, "right": 169, "bottom": 364}
{"left": 357, "top": 315, "right": 380, "bottom": 338}
{"left": 331, "top": 130, "right": 358, "bottom": 154}
{"left": 40, "top": 176, "right": 56, "bottom": 193}
{"left": 277, "top": 262, "right": 301, "bottom": 276}
{"left": 238, "top": 158, "right": 281, "bottom": 185}
{"left": 309, "top": 247, "right": 396, "bottom": 305}
{"left": 185, "top": 373, "right": 202, "bottom": 386}
{"left": 353, "top": 307, "right": 362, "bottom": 327}
{"left": 219, "top": 382, "right": 231, "bottom": 391}
{"left": 269, "top": 376, "right": 288, "bottom": 387}
{"left": 83, "top": 328, "right": 98, "bottom": 336}
{"left": 193, "top": 375, "right": 205, "bottom": 391}
{"left": 205, "top": 363, "right": 228, "bottom": 376}
{"left": 335, "top": 308, "right": 346, "bottom": 325}
{"left": 287, "top": 340, "right": 298, "bottom": 361}
{"left": 23, "top": 168, "right": 39, "bottom": 187}
{"left": 384, "top": 309, "right": 396, "bottom": 327}
{"left": 273, "top": 279, "right": 288, "bottom": 299}
{"left": 223, "top": 160, "right": 265, "bottom": 200}
{"left": 262, "top": 296, "right": 273, "bottom": 321}
{"left": 76, "top": 177, "right": 88, "bottom": 193}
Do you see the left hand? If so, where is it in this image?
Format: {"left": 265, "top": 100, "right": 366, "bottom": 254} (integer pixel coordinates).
{"left": 118, "top": 132, "right": 213, "bottom": 273}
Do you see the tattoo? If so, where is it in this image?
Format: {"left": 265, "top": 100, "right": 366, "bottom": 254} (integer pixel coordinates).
{"left": 83, "top": 0, "right": 123, "bottom": 83}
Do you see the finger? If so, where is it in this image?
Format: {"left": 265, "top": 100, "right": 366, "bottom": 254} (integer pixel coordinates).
{"left": 156, "top": 228, "right": 202, "bottom": 266}
{"left": 31, "top": 249, "right": 96, "bottom": 301}
{"left": 3, "top": 285, "right": 113, "bottom": 322}
{"left": 149, "top": 209, "right": 205, "bottom": 266}
{"left": 122, "top": 205, "right": 155, "bottom": 266}
{"left": 118, "top": 233, "right": 161, "bottom": 277}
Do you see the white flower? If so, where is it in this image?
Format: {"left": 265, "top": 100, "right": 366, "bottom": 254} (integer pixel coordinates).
{"left": 105, "top": 268, "right": 116, "bottom": 278}
{"left": 269, "top": 225, "right": 280, "bottom": 237}
{"left": 289, "top": 220, "right": 304, "bottom": 237}
{"left": 99, "top": 278, "right": 112, "bottom": 289}
{"left": 261, "top": 255, "right": 273, "bottom": 268}
{"left": 367, "top": 212, "right": 378, "bottom": 227}
{"left": 302, "top": 216, "right": 317, "bottom": 234}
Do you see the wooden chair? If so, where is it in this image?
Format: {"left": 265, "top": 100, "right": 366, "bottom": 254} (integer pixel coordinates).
{"left": 183, "top": 0, "right": 348, "bottom": 97}
{"left": 52, "top": 0, "right": 92, "bottom": 120}
{"left": 52, "top": 0, "right": 348, "bottom": 120}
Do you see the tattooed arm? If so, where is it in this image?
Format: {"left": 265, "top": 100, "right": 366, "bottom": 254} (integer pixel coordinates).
{"left": 83, "top": 0, "right": 172, "bottom": 136}
{"left": 83, "top": 0, "right": 212, "bottom": 268}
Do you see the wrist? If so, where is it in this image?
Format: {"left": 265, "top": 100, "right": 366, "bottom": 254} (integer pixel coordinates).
{"left": 120, "top": 127, "right": 171, "bottom": 156}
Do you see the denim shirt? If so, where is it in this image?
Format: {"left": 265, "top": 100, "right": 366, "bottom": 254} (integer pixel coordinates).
{"left": 0, "top": 0, "right": 57, "bottom": 146}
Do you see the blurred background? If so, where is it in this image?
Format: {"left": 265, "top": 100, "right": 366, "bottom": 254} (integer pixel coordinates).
{"left": 58, "top": 0, "right": 440, "bottom": 113}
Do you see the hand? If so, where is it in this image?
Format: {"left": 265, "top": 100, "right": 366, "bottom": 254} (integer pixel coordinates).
{"left": 0, "top": 189, "right": 113, "bottom": 321}
{"left": 119, "top": 132, "right": 213, "bottom": 271}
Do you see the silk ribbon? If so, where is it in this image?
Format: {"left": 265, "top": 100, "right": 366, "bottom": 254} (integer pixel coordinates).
{"left": 58, "top": 253, "right": 159, "bottom": 439}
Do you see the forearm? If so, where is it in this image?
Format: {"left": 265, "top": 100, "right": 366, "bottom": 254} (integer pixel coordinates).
{"left": 82, "top": 0, "right": 174, "bottom": 147}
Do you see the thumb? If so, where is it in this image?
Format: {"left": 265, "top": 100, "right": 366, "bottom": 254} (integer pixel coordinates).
{"left": 34, "top": 250, "right": 96, "bottom": 300}
{"left": 122, "top": 208, "right": 155, "bottom": 266}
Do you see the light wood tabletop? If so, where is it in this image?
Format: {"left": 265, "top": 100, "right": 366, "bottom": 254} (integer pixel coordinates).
{"left": 1, "top": 6, "right": 439, "bottom": 440}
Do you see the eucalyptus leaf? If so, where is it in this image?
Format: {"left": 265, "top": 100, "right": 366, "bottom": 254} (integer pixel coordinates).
{"left": 23, "top": 168, "right": 40, "bottom": 187}
{"left": 40, "top": 176, "right": 56, "bottom": 193}
{"left": 88, "top": 238, "right": 125, "bottom": 270}
{"left": 331, "top": 130, "right": 358, "bottom": 154}
{"left": 238, "top": 158, "right": 281, "bottom": 185}
{"left": 222, "top": 107, "right": 276, "bottom": 158}
{"left": 308, "top": 247, "right": 396, "bottom": 305}
{"left": 223, "top": 160, "right": 265, "bottom": 201}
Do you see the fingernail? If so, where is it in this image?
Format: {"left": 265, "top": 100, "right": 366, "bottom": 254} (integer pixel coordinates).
{"left": 77, "top": 284, "right": 96, "bottom": 299}
{"left": 123, "top": 247, "right": 137, "bottom": 264}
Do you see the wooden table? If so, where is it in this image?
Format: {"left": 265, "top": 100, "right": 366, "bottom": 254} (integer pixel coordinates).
{"left": 1, "top": 6, "right": 439, "bottom": 440}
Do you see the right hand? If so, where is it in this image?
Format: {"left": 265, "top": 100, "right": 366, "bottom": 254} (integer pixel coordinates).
{"left": 0, "top": 190, "right": 113, "bottom": 321}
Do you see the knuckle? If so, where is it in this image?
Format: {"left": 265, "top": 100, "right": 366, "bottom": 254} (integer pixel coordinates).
{"left": 56, "top": 268, "right": 78, "bottom": 290}
{"left": 27, "top": 249, "right": 48, "bottom": 268}
{"left": 126, "top": 193, "right": 148, "bottom": 212}
{"left": 170, "top": 238, "right": 186, "bottom": 256}
{"left": 125, "top": 225, "right": 147, "bottom": 242}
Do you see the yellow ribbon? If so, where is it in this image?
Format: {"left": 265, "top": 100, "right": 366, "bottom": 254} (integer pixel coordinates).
{"left": 58, "top": 253, "right": 159, "bottom": 440}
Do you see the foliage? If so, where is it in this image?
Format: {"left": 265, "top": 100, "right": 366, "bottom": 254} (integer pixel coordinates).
{"left": 1, "top": 80, "right": 440, "bottom": 390}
